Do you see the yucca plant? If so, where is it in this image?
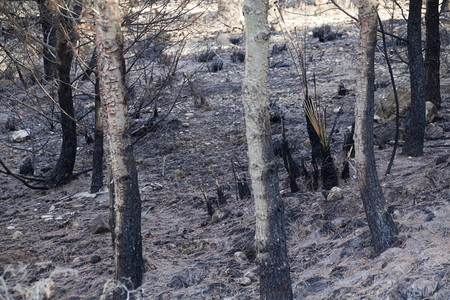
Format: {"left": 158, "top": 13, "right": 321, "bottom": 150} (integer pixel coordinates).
{"left": 303, "top": 96, "right": 329, "bottom": 151}
{"left": 274, "top": 5, "right": 339, "bottom": 193}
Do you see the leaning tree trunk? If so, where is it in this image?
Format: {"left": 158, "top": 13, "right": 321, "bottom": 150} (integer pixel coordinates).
{"left": 403, "top": 0, "right": 426, "bottom": 157}
{"left": 47, "top": 2, "right": 81, "bottom": 187}
{"left": 242, "top": 0, "right": 293, "bottom": 299}
{"left": 95, "top": 0, "right": 143, "bottom": 298}
{"left": 425, "top": 0, "right": 441, "bottom": 109}
{"left": 37, "top": 0, "right": 57, "bottom": 81}
{"left": 355, "top": 0, "right": 398, "bottom": 254}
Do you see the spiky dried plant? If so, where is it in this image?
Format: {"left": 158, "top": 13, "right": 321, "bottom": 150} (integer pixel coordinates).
{"left": 304, "top": 96, "right": 328, "bottom": 151}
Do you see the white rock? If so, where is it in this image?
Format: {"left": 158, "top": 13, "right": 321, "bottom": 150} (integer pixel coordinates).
{"left": 331, "top": 218, "right": 351, "bottom": 229}
{"left": 73, "top": 192, "right": 97, "bottom": 199}
{"left": 237, "top": 276, "right": 252, "bottom": 286}
{"left": 234, "top": 251, "right": 248, "bottom": 264}
{"left": 326, "top": 187, "right": 344, "bottom": 202}
{"left": 7, "top": 225, "right": 15, "bottom": 230}
{"left": 426, "top": 101, "right": 437, "bottom": 123}
{"left": 11, "top": 129, "right": 31, "bottom": 143}
{"left": 12, "top": 231, "right": 24, "bottom": 239}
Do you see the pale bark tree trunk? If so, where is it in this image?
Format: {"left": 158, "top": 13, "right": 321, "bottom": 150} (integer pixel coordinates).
{"left": 403, "top": 0, "right": 426, "bottom": 157}
{"left": 425, "top": 0, "right": 441, "bottom": 109}
{"left": 242, "top": 1, "right": 293, "bottom": 299}
{"left": 355, "top": 0, "right": 398, "bottom": 254}
{"left": 95, "top": 0, "right": 143, "bottom": 298}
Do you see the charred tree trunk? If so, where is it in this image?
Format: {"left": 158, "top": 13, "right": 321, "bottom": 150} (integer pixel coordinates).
{"left": 441, "top": 0, "right": 450, "bottom": 13}
{"left": 355, "top": 0, "right": 398, "bottom": 254}
{"left": 321, "top": 149, "right": 338, "bottom": 191}
{"left": 95, "top": 0, "right": 143, "bottom": 297}
{"left": 403, "top": 0, "right": 426, "bottom": 157}
{"left": 82, "top": 50, "right": 97, "bottom": 81}
{"left": 425, "top": 0, "right": 441, "bottom": 109}
{"left": 47, "top": 3, "right": 81, "bottom": 187}
{"left": 37, "top": 0, "right": 57, "bottom": 81}
{"left": 281, "top": 119, "right": 300, "bottom": 193}
{"left": 90, "top": 75, "right": 104, "bottom": 193}
{"left": 242, "top": 1, "right": 293, "bottom": 299}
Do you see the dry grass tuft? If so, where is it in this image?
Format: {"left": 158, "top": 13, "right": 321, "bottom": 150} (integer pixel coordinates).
{"left": 100, "top": 279, "right": 145, "bottom": 300}
{"left": 0, "top": 264, "right": 77, "bottom": 300}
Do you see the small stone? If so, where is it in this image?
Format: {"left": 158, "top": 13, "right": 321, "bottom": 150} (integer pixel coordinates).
{"left": 7, "top": 225, "right": 15, "bottom": 230}
{"left": 12, "top": 231, "right": 24, "bottom": 239}
{"left": 182, "top": 122, "right": 190, "bottom": 128}
{"left": 326, "top": 187, "right": 344, "bottom": 202}
{"left": 72, "top": 257, "right": 81, "bottom": 265}
{"left": 331, "top": 218, "right": 351, "bottom": 229}
{"left": 73, "top": 192, "right": 97, "bottom": 199}
{"left": 41, "top": 214, "right": 54, "bottom": 220}
{"left": 237, "top": 276, "right": 252, "bottom": 286}
{"left": 88, "top": 213, "right": 110, "bottom": 234}
{"left": 234, "top": 251, "right": 248, "bottom": 264}
{"left": 244, "top": 270, "right": 258, "bottom": 281}
{"left": 169, "top": 169, "right": 185, "bottom": 181}
{"left": 425, "top": 101, "right": 437, "bottom": 123}
{"left": 425, "top": 212, "right": 435, "bottom": 222}
{"left": 90, "top": 255, "right": 101, "bottom": 264}
{"left": 11, "top": 129, "right": 31, "bottom": 143}
{"left": 211, "top": 209, "right": 229, "bottom": 223}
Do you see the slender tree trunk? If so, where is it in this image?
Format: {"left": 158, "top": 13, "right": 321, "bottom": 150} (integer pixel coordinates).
{"left": 90, "top": 74, "right": 104, "bottom": 193}
{"left": 403, "top": 0, "right": 426, "bottom": 157}
{"left": 95, "top": 0, "right": 143, "bottom": 297}
{"left": 441, "top": 0, "right": 450, "bottom": 13}
{"left": 47, "top": 2, "right": 80, "bottom": 187}
{"left": 37, "top": 0, "right": 57, "bottom": 81}
{"left": 242, "top": 1, "right": 293, "bottom": 299}
{"left": 425, "top": 0, "right": 441, "bottom": 109}
{"left": 355, "top": 0, "right": 398, "bottom": 254}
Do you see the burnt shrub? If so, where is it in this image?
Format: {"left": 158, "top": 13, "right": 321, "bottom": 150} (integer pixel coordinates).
{"left": 197, "top": 50, "right": 216, "bottom": 62}
{"left": 231, "top": 51, "right": 245, "bottom": 63}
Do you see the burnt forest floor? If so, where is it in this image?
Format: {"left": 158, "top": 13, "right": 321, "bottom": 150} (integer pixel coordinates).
{"left": 0, "top": 3, "right": 449, "bottom": 300}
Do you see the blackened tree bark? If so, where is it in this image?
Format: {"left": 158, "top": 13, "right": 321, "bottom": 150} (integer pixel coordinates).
{"left": 242, "top": 0, "right": 293, "bottom": 299}
{"left": 321, "top": 148, "right": 339, "bottom": 191}
{"left": 355, "top": 0, "right": 398, "bottom": 254}
{"left": 425, "top": 0, "right": 441, "bottom": 109}
{"left": 37, "top": 0, "right": 57, "bottom": 81}
{"left": 95, "top": 0, "right": 143, "bottom": 297}
{"left": 403, "top": 0, "right": 426, "bottom": 157}
{"left": 442, "top": 0, "right": 450, "bottom": 13}
{"left": 47, "top": 2, "right": 81, "bottom": 187}
{"left": 90, "top": 74, "right": 104, "bottom": 193}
